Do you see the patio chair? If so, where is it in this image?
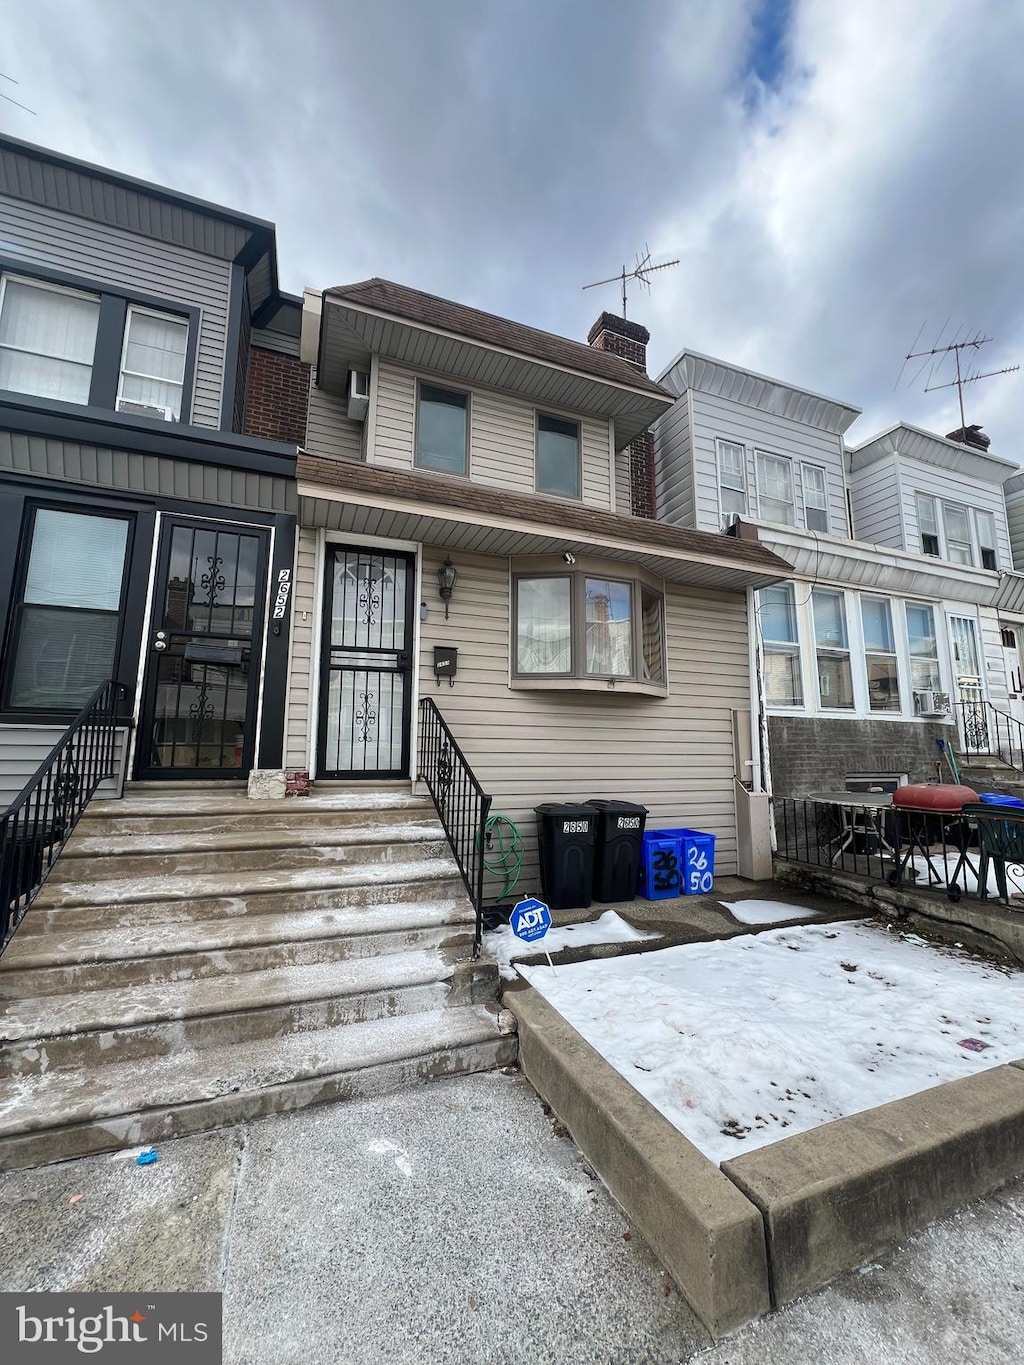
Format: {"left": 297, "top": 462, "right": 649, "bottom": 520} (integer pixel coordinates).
{"left": 960, "top": 802, "right": 1024, "bottom": 904}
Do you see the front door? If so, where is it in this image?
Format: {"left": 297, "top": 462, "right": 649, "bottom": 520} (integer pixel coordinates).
{"left": 949, "top": 614, "right": 988, "bottom": 754}
{"left": 318, "top": 545, "right": 415, "bottom": 779}
{"left": 137, "top": 516, "right": 269, "bottom": 779}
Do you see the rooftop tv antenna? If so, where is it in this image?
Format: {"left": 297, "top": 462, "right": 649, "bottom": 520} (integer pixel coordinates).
{"left": 898, "top": 322, "right": 1018, "bottom": 433}
{"left": 582, "top": 245, "right": 679, "bottom": 319}
{"left": 0, "top": 71, "right": 36, "bottom": 116}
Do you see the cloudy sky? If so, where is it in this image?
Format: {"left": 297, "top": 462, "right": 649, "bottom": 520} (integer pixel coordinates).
{"left": 3, "top": 0, "right": 1023, "bottom": 454}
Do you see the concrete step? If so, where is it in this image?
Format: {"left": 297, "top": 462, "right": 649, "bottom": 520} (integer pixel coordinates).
{"left": 0, "top": 949, "right": 499, "bottom": 1077}
{"left": 16, "top": 872, "right": 466, "bottom": 939}
{"left": 0, "top": 1003, "right": 516, "bottom": 1170}
{"left": 0, "top": 898, "right": 476, "bottom": 997}
{"left": 80, "top": 791, "right": 436, "bottom": 837}
{"left": 47, "top": 822, "right": 449, "bottom": 883}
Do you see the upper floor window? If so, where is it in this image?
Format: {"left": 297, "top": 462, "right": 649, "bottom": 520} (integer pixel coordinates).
{"left": 943, "top": 502, "right": 973, "bottom": 565}
{"left": 416, "top": 382, "right": 468, "bottom": 475}
{"left": 117, "top": 306, "right": 188, "bottom": 420}
{"left": 759, "top": 584, "right": 802, "bottom": 706}
{"left": 717, "top": 440, "right": 747, "bottom": 523}
{"left": 916, "top": 492, "right": 998, "bottom": 568}
{"left": 536, "top": 413, "right": 580, "bottom": 498}
{"left": 755, "top": 451, "right": 795, "bottom": 525}
{"left": 916, "top": 494, "right": 940, "bottom": 556}
{"left": 801, "top": 463, "right": 829, "bottom": 533}
{"left": 975, "top": 510, "right": 998, "bottom": 570}
{"left": 0, "top": 276, "right": 100, "bottom": 405}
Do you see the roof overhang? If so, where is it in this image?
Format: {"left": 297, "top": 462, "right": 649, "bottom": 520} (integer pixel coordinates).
{"left": 848, "top": 422, "right": 1020, "bottom": 483}
{"left": 311, "top": 292, "right": 673, "bottom": 450}
{"left": 297, "top": 470, "right": 791, "bottom": 594}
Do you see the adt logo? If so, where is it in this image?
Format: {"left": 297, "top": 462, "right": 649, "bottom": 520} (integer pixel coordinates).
{"left": 510, "top": 897, "right": 551, "bottom": 943}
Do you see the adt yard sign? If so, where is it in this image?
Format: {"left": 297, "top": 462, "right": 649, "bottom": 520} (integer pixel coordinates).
{"left": 510, "top": 897, "right": 551, "bottom": 943}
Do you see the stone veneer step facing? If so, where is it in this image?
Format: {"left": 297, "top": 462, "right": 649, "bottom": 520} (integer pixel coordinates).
{"left": 0, "top": 789, "right": 513, "bottom": 1170}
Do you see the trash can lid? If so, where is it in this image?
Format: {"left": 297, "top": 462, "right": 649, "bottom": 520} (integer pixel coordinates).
{"left": 585, "top": 799, "right": 649, "bottom": 814}
{"left": 979, "top": 792, "right": 1024, "bottom": 807}
{"left": 534, "top": 802, "right": 598, "bottom": 817}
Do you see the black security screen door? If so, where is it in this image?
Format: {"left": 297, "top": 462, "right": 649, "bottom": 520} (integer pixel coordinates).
{"left": 137, "top": 518, "right": 269, "bottom": 778}
{"left": 319, "top": 546, "right": 415, "bottom": 779}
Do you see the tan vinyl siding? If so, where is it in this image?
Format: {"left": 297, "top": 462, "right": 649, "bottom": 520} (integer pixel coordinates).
{"left": 614, "top": 449, "right": 633, "bottom": 515}
{"left": 304, "top": 376, "right": 363, "bottom": 463}
{"left": 370, "top": 360, "right": 615, "bottom": 510}
{"left": 284, "top": 527, "right": 319, "bottom": 771}
{"left": 418, "top": 546, "right": 748, "bottom": 894}
{"left": 1, "top": 726, "right": 128, "bottom": 810}
{"left": 0, "top": 194, "right": 232, "bottom": 428}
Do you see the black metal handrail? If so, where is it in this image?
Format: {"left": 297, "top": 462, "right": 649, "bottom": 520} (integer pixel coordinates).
{"left": 1, "top": 680, "right": 128, "bottom": 951}
{"left": 954, "top": 697, "right": 1024, "bottom": 772}
{"left": 417, "top": 697, "right": 492, "bottom": 951}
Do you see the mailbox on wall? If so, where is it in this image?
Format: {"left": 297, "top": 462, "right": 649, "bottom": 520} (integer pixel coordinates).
{"left": 433, "top": 646, "right": 458, "bottom": 687}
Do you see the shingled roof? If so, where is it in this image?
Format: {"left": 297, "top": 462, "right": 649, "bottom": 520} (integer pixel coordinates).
{"left": 325, "top": 278, "right": 671, "bottom": 399}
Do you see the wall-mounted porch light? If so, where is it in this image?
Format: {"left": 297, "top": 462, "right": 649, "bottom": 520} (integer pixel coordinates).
{"left": 437, "top": 556, "right": 458, "bottom": 620}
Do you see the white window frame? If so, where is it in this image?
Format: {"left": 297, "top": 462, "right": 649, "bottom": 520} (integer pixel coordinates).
{"left": 115, "top": 304, "right": 189, "bottom": 421}
{"left": 916, "top": 493, "right": 941, "bottom": 557}
{"left": 754, "top": 450, "right": 795, "bottom": 525}
{"left": 800, "top": 462, "right": 829, "bottom": 533}
{"left": 860, "top": 594, "right": 902, "bottom": 713}
{"left": 942, "top": 501, "right": 974, "bottom": 566}
{"left": 716, "top": 438, "right": 748, "bottom": 526}
{"left": 0, "top": 272, "right": 100, "bottom": 402}
{"left": 974, "top": 508, "right": 998, "bottom": 571}
{"left": 811, "top": 587, "right": 854, "bottom": 711}
{"left": 759, "top": 583, "right": 804, "bottom": 708}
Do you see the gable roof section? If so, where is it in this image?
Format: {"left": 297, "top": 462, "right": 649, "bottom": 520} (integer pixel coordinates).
{"left": 849, "top": 421, "right": 1019, "bottom": 484}
{"left": 326, "top": 279, "right": 671, "bottom": 399}
{"left": 657, "top": 349, "right": 861, "bottom": 436}
{"left": 297, "top": 453, "right": 792, "bottom": 593}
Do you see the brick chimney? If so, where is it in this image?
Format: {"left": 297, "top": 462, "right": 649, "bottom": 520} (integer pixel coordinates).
{"left": 588, "top": 311, "right": 656, "bottom": 519}
{"left": 946, "top": 423, "right": 991, "bottom": 452}
{"left": 587, "top": 311, "right": 650, "bottom": 370}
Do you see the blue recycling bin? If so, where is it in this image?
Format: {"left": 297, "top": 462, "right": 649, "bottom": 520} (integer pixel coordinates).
{"left": 678, "top": 829, "right": 716, "bottom": 895}
{"left": 637, "top": 834, "right": 681, "bottom": 900}
{"left": 639, "top": 827, "right": 717, "bottom": 897}
{"left": 979, "top": 793, "right": 1024, "bottom": 807}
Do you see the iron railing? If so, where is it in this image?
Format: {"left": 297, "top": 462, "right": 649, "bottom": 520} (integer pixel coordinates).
{"left": 773, "top": 796, "right": 1024, "bottom": 907}
{"left": 953, "top": 696, "right": 1024, "bottom": 771}
{"left": 1, "top": 680, "right": 128, "bottom": 951}
{"left": 417, "top": 697, "right": 492, "bottom": 950}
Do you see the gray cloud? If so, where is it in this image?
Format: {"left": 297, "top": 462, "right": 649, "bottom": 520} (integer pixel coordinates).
{"left": 3, "top": 0, "right": 1022, "bottom": 456}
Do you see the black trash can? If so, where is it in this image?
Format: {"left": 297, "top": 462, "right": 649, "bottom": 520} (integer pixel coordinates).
{"left": 588, "top": 799, "right": 648, "bottom": 902}
{"left": 534, "top": 803, "right": 598, "bottom": 910}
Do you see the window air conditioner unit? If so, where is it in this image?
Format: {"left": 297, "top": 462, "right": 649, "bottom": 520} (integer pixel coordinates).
{"left": 914, "top": 689, "right": 950, "bottom": 717}
{"left": 348, "top": 369, "right": 370, "bottom": 422}
{"left": 723, "top": 512, "right": 742, "bottom": 534}
{"left": 117, "top": 398, "right": 175, "bottom": 421}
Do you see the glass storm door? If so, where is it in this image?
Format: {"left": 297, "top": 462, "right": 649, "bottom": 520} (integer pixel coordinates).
{"left": 319, "top": 546, "right": 415, "bottom": 778}
{"left": 949, "top": 614, "right": 988, "bottom": 754}
{"left": 137, "top": 518, "right": 269, "bottom": 778}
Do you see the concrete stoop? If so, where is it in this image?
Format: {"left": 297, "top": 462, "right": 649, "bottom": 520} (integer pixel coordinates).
{"left": 0, "top": 789, "right": 514, "bottom": 1171}
{"left": 509, "top": 985, "right": 1024, "bottom": 1340}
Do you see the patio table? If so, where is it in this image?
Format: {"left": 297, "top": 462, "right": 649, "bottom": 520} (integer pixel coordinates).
{"left": 808, "top": 792, "right": 895, "bottom": 866}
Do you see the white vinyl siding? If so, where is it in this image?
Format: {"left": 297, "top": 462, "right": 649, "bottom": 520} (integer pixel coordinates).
{"left": 899, "top": 456, "right": 1012, "bottom": 570}
{"left": 848, "top": 453, "right": 905, "bottom": 547}
{"left": 0, "top": 194, "right": 232, "bottom": 428}
{"left": 369, "top": 360, "right": 614, "bottom": 509}
{"left": 0, "top": 724, "right": 128, "bottom": 808}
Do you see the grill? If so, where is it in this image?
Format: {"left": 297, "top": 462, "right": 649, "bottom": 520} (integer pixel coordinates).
{"left": 887, "top": 783, "right": 980, "bottom": 901}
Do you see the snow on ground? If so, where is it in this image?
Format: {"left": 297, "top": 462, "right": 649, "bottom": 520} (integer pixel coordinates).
{"left": 720, "top": 898, "right": 819, "bottom": 926}
{"left": 520, "top": 921, "right": 1024, "bottom": 1164}
{"left": 906, "top": 850, "right": 1024, "bottom": 899}
{"left": 483, "top": 910, "right": 659, "bottom": 979}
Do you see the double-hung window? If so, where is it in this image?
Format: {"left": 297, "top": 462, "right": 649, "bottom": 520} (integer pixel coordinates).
{"left": 759, "top": 585, "right": 802, "bottom": 706}
{"left": 916, "top": 494, "right": 940, "bottom": 556}
{"left": 416, "top": 382, "right": 468, "bottom": 475}
{"left": 906, "top": 602, "right": 942, "bottom": 697}
{"left": 116, "top": 306, "right": 188, "bottom": 420}
{"left": 861, "top": 596, "right": 900, "bottom": 712}
{"left": 975, "top": 510, "right": 998, "bottom": 570}
{"left": 0, "top": 276, "right": 100, "bottom": 405}
{"left": 514, "top": 568, "right": 664, "bottom": 687}
{"left": 536, "top": 413, "right": 580, "bottom": 498}
{"left": 756, "top": 451, "right": 795, "bottom": 524}
{"left": 812, "top": 589, "right": 853, "bottom": 708}
{"left": 717, "top": 440, "right": 747, "bottom": 523}
{"left": 4, "top": 507, "right": 131, "bottom": 711}
{"left": 801, "top": 464, "right": 829, "bottom": 532}
{"left": 942, "top": 502, "right": 973, "bottom": 565}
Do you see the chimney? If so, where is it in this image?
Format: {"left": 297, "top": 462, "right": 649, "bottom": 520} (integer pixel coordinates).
{"left": 589, "top": 311, "right": 656, "bottom": 519}
{"left": 946, "top": 423, "right": 991, "bottom": 452}
{"left": 587, "top": 311, "right": 649, "bottom": 372}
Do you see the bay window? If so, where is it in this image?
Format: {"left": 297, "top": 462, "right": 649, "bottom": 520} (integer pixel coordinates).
{"left": 5, "top": 507, "right": 131, "bottom": 711}
{"left": 759, "top": 584, "right": 802, "bottom": 706}
{"left": 861, "top": 596, "right": 900, "bottom": 712}
{"left": 812, "top": 589, "right": 853, "bottom": 708}
{"left": 756, "top": 451, "right": 795, "bottom": 524}
{"left": 514, "top": 568, "right": 664, "bottom": 688}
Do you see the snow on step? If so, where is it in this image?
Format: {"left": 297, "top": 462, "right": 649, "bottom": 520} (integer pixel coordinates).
{"left": 84, "top": 791, "right": 435, "bottom": 818}
{"left": 61, "top": 820, "right": 445, "bottom": 859}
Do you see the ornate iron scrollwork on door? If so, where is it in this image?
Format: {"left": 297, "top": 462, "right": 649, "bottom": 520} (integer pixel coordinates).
{"left": 358, "top": 576, "right": 382, "bottom": 626}
{"left": 200, "top": 555, "right": 226, "bottom": 608}
{"left": 355, "top": 691, "right": 377, "bottom": 743}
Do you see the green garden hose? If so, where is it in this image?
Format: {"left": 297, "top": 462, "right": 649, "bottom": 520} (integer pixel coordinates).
{"left": 482, "top": 814, "right": 525, "bottom": 900}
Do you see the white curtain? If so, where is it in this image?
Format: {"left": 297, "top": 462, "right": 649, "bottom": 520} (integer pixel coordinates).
{"left": 517, "top": 578, "right": 571, "bottom": 673}
{"left": 0, "top": 279, "right": 99, "bottom": 403}
{"left": 119, "top": 310, "right": 187, "bottom": 417}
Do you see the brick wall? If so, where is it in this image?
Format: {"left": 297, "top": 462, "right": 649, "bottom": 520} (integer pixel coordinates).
{"left": 767, "top": 716, "right": 956, "bottom": 797}
{"left": 628, "top": 429, "right": 656, "bottom": 519}
{"left": 243, "top": 346, "right": 310, "bottom": 445}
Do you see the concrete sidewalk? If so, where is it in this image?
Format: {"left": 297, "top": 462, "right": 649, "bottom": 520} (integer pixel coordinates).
{"left": 1, "top": 1070, "right": 1022, "bottom": 1363}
